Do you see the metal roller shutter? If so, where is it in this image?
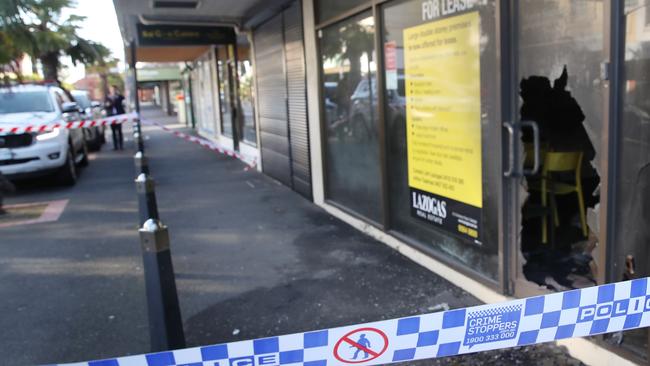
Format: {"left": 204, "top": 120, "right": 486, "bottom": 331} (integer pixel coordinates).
{"left": 253, "top": 1, "right": 312, "bottom": 199}
{"left": 254, "top": 13, "right": 291, "bottom": 187}
{"left": 283, "top": 1, "right": 311, "bottom": 199}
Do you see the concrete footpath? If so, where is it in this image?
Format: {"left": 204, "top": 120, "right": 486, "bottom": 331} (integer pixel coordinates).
{"left": 0, "top": 105, "right": 582, "bottom": 366}
{"left": 139, "top": 106, "right": 582, "bottom": 366}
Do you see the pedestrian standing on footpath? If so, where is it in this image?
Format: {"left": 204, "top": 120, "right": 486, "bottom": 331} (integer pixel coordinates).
{"left": 0, "top": 172, "right": 15, "bottom": 215}
{"left": 105, "top": 85, "right": 125, "bottom": 150}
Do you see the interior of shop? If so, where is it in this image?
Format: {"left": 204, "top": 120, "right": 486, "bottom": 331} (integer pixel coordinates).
{"left": 519, "top": 66, "right": 601, "bottom": 292}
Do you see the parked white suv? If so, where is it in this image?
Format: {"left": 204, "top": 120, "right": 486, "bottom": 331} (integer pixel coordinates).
{"left": 0, "top": 84, "right": 89, "bottom": 185}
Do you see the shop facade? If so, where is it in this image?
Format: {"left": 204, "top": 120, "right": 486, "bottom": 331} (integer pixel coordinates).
{"left": 299, "top": 0, "right": 649, "bottom": 362}
{"left": 182, "top": 35, "right": 260, "bottom": 162}
{"left": 116, "top": 0, "right": 649, "bottom": 363}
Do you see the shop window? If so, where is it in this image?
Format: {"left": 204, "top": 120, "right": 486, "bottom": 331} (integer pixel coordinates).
{"left": 320, "top": 11, "right": 382, "bottom": 222}
{"left": 316, "top": 0, "right": 369, "bottom": 24}
{"left": 517, "top": 0, "right": 603, "bottom": 292}
{"left": 608, "top": 3, "right": 650, "bottom": 359}
{"left": 381, "top": 0, "right": 500, "bottom": 279}
{"left": 217, "top": 45, "right": 234, "bottom": 138}
{"left": 237, "top": 43, "right": 257, "bottom": 145}
{"left": 195, "top": 54, "right": 218, "bottom": 136}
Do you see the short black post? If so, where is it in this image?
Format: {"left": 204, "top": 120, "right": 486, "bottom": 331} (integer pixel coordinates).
{"left": 135, "top": 173, "right": 159, "bottom": 227}
{"left": 134, "top": 151, "right": 150, "bottom": 175}
{"left": 139, "top": 219, "right": 186, "bottom": 351}
{"left": 134, "top": 117, "right": 145, "bottom": 153}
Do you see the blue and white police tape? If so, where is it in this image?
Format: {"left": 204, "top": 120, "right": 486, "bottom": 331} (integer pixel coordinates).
{"left": 58, "top": 278, "right": 650, "bottom": 366}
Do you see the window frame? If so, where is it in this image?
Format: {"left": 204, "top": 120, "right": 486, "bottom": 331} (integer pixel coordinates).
{"left": 315, "top": 6, "right": 387, "bottom": 229}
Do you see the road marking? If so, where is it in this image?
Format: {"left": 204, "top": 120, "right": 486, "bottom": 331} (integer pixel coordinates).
{"left": 0, "top": 199, "right": 68, "bottom": 228}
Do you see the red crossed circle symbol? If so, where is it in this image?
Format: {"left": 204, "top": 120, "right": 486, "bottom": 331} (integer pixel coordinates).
{"left": 333, "top": 327, "right": 389, "bottom": 364}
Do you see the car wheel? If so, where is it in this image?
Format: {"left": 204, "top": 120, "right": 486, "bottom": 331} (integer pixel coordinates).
{"left": 79, "top": 141, "right": 89, "bottom": 167}
{"left": 56, "top": 148, "right": 77, "bottom": 186}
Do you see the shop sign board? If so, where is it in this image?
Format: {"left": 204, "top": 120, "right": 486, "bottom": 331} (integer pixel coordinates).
{"left": 136, "top": 24, "right": 236, "bottom": 47}
{"left": 403, "top": 11, "right": 483, "bottom": 244}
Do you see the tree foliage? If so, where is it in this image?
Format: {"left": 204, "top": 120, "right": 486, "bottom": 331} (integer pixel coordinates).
{"left": 0, "top": 0, "right": 111, "bottom": 84}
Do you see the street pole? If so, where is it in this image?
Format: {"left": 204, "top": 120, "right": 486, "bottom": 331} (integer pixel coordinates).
{"left": 129, "top": 40, "right": 145, "bottom": 153}
{"left": 138, "top": 219, "right": 186, "bottom": 351}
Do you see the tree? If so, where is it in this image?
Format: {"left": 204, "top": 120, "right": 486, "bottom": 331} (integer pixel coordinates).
{"left": 85, "top": 56, "right": 121, "bottom": 99}
{"left": 0, "top": 30, "right": 23, "bottom": 83}
{"left": 0, "top": 0, "right": 110, "bottom": 85}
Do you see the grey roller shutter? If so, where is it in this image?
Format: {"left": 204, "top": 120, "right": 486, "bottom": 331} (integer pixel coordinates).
{"left": 283, "top": 1, "right": 311, "bottom": 199}
{"left": 253, "top": 0, "right": 311, "bottom": 199}
{"left": 254, "top": 13, "right": 291, "bottom": 187}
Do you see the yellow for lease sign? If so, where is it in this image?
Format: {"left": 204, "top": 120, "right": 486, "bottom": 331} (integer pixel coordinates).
{"left": 404, "top": 11, "right": 482, "bottom": 209}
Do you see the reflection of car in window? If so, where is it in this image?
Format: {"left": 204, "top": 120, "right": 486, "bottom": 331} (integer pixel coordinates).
{"left": 324, "top": 82, "right": 339, "bottom": 127}
{"left": 348, "top": 78, "right": 376, "bottom": 139}
{"left": 345, "top": 77, "right": 406, "bottom": 140}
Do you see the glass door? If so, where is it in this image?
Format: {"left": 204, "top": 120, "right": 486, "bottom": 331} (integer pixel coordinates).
{"left": 507, "top": 0, "right": 608, "bottom": 297}
{"left": 605, "top": 1, "right": 650, "bottom": 360}
{"left": 217, "top": 45, "right": 235, "bottom": 142}
{"left": 235, "top": 41, "right": 257, "bottom": 146}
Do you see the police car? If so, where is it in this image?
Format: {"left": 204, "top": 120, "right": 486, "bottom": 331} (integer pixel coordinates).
{"left": 0, "top": 84, "right": 89, "bottom": 185}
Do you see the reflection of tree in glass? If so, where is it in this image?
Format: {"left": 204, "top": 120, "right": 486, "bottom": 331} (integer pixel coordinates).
{"left": 321, "top": 16, "right": 377, "bottom": 143}
{"left": 321, "top": 17, "right": 374, "bottom": 115}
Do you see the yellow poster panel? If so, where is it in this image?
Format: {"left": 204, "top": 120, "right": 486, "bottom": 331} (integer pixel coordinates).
{"left": 404, "top": 11, "right": 482, "bottom": 209}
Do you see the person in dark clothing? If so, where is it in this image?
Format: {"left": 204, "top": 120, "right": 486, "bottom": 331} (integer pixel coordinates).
{"left": 105, "top": 85, "right": 125, "bottom": 150}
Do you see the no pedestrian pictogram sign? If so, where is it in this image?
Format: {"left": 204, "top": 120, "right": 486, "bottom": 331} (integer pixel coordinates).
{"left": 333, "top": 327, "right": 389, "bottom": 364}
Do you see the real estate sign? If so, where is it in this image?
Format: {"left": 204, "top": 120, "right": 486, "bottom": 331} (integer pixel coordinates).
{"left": 404, "top": 11, "right": 483, "bottom": 244}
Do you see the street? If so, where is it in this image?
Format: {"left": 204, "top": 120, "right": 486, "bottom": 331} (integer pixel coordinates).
{"left": 0, "top": 123, "right": 148, "bottom": 364}
{"left": 0, "top": 107, "right": 582, "bottom": 365}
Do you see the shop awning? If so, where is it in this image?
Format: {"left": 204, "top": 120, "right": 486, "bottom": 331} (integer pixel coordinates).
{"left": 113, "top": 0, "right": 295, "bottom": 63}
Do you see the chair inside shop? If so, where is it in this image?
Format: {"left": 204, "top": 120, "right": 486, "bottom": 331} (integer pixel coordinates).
{"left": 528, "top": 151, "right": 588, "bottom": 244}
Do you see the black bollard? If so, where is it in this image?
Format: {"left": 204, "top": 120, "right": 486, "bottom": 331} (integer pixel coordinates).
{"left": 134, "top": 151, "right": 150, "bottom": 175}
{"left": 135, "top": 173, "right": 159, "bottom": 227}
{"left": 139, "top": 218, "right": 186, "bottom": 351}
{"left": 134, "top": 116, "right": 145, "bottom": 153}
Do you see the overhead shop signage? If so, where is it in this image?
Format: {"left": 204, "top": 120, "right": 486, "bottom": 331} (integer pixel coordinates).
{"left": 403, "top": 11, "right": 483, "bottom": 244}
{"left": 136, "top": 67, "right": 182, "bottom": 82}
{"left": 136, "top": 24, "right": 236, "bottom": 46}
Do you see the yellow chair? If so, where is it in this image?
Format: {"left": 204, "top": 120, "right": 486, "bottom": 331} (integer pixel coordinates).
{"left": 530, "top": 151, "right": 588, "bottom": 244}
{"left": 523, "top": 142, "right": 548, "bottom": 172}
